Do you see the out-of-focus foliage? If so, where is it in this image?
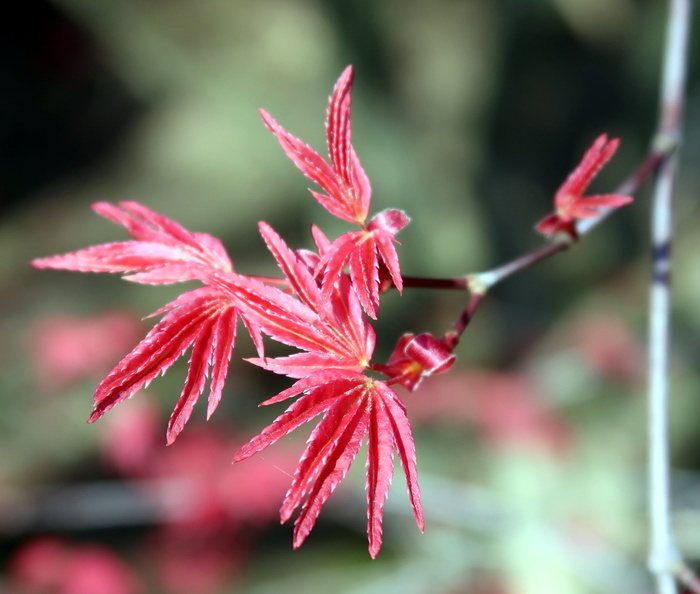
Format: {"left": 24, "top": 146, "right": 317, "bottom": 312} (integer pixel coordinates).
{"left": 2, "top": 0, "right": 700, "bottom": 592}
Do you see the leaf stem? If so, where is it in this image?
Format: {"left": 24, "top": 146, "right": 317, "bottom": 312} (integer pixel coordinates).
{"left": 443, "top": 292, "right": 484, "bottom": 350}
{"left": 471, "top": 235, "right": 573, "bottom": 291}
{"left": 401, "top": 276, "right": 470, "bottom": 290}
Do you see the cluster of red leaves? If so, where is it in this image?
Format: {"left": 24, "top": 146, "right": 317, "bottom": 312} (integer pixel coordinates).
{"left": 32, "top": 66, "right": 444, "bottom": 558}
{"left": 31, "top": 66, "right": 633, "bottom": 559}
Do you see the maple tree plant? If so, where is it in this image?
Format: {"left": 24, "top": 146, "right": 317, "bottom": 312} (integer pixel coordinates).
{"left": 32, "top": 65, "right": 638, "bottom": 559}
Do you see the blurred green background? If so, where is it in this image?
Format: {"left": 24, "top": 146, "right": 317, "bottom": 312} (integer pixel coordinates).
{"left": 2, "top": 0, "right": 700, "bottom": 592}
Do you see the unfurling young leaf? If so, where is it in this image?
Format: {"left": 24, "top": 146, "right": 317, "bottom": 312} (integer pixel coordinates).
{"left": 535, "top": 134, "right": 633, "bottom": 238}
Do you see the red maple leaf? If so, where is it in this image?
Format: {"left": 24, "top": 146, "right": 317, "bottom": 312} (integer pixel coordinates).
{"left": 32, "top": 201, "right": 233, "bottom": 283}
{"left": 32, "top": 203, "right": 245, "bottom": 443}
{"left": 535, "top": 134, "right": 633, "bottom": 238}
{"left": 260, "top": 66, "right": 410, "bottom": 318}
{"left": 234, "top": 372, "right": 423, "bottom": 559}
{"left": 88, "top": 287, "right": 238, "bottom": 444}
{"left": 260, "top": 66, "right": 370, "bottom": 224}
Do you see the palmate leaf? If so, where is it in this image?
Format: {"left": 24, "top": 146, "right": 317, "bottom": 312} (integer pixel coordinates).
{"left": 32, "top": 201, "right": 232, "bottom": 284}
{"left": 87, "top": 287, "right": 238, "bottom": 444}
{"left": 260, "top": 65, "right": 370, "bottom": 225}
{"left": 234, "top": 372, "right": 423, "bottom": 558}
{"left": 261, "top": 67, "right": 410, "bottom": 318}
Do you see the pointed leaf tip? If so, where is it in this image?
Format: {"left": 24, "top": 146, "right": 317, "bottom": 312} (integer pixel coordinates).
{"left": 87, "top": 409, "right": 102, "bottom": 424}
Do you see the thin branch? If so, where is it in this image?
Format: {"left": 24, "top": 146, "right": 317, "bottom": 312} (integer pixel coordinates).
{"left": 398, "top": 143, "right": 669, "bottom": 296}
{"left": 647, "top": 0, "right": 692, "bottom": 592}
{"left": 401, "top": 276, "right": 470, "bottom": 290}
{"left": 677, "top": 564, "right": 700, "bottom": 594}
{"left": 442, "top": 292, "right": 484, "bottom": 350}
{"left": 467, "top": 144, "right": 670, "bottom": 292}
{"left": 473, "top": 235, "right": 572, "bottom": 290}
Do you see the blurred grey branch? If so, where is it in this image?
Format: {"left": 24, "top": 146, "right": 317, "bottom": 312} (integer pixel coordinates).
{"left": 647, "top": 0, "right": 692, "bottom": 592}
